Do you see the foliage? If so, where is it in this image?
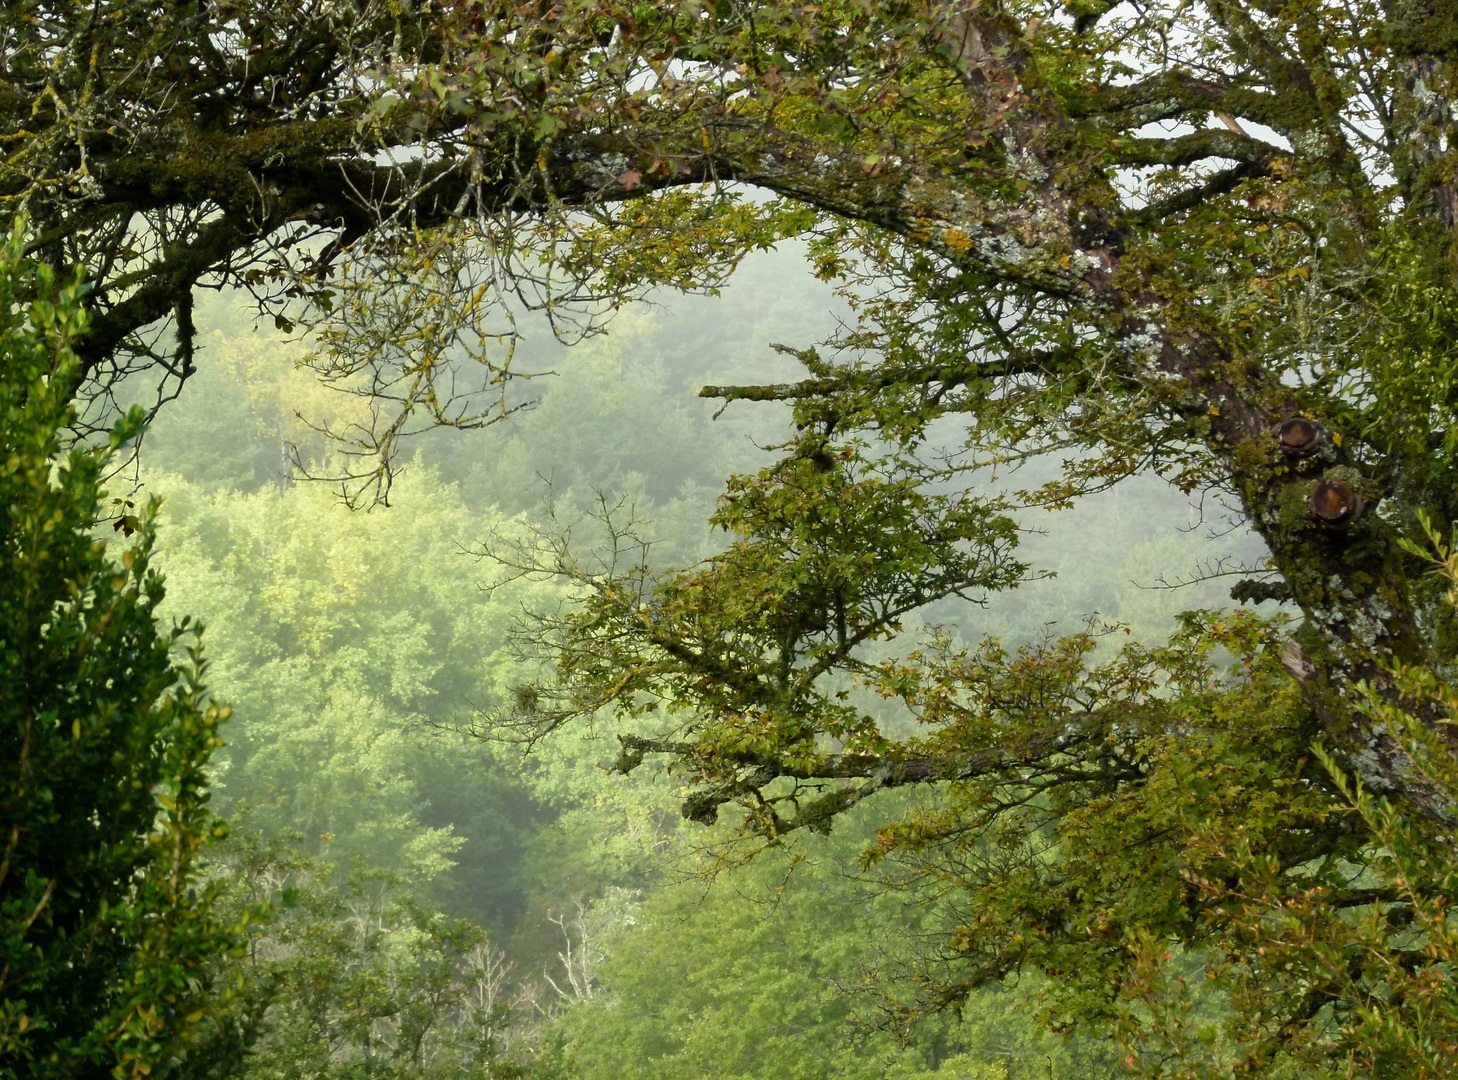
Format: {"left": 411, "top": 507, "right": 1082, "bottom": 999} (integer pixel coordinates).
{"left": 1029, "top": 517, "right": 1458, "bottom": 1080}
{"left": 398, "top": 2, "right": 1458, "bottom": 1074}
{"left": 142, "top": 461, "right": 551, "bottom": 927}
{"left": 138, "top": 401, "right": 685, "bottom": 953}
{"left": 550, "top": 809, "right": 1125, "bottom": 1080}
{"left": 128, "top": 312, "right": 1210, "bottom": 1078}
{"left": 18, "top": 0, "right": 1458, "bottom": 1073}
{"left": 863, "top": 613, "right": 1340, "bottom": 1075}
{"left": 196, "top": 834, "right": 540, "bottom": 1080}
{"left": 0, "top": 224, "right": 232, "bottom": 1078}
{"left": 1170, "top": 516, "right": 1458, "bottom": 1080}
{"left": 0, "top": 0, "right": 806, "bottom": 486}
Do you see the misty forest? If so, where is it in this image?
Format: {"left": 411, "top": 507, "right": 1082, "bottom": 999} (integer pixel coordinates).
{"left": 7, "top": 2, "right": 1458, "bottom": 1079}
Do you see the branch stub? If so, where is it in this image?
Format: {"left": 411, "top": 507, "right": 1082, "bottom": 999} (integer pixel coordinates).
{"left": 1278, "top": 418, "right": 1324, "bottom": 457}
{"left": 1310, "top": 479, "right": 1364, "bottom": 529}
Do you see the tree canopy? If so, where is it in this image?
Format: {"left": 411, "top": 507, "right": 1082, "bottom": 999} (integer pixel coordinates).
{"left": 10, "top": 0, "right": 1458, "bottom": 1074}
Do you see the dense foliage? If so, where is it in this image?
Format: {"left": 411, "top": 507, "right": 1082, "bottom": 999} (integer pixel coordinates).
{"left": 0, "top": 227, "right": 230, "bottom": 1078}
{"left": 10, "top": 0, "right": 1458, "bottom": 1076}
{"left": 123, "top": 286, "right": 1214, "bottom": 1079}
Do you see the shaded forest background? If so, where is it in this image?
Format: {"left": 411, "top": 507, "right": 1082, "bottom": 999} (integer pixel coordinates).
{"left": 119, "top": 245, "right": 1270, "bottom": 1079}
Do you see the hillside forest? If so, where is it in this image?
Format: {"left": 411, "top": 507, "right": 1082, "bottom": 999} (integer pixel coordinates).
{"left": 128, "top": 248, "right": 1254, "bottom": 1080}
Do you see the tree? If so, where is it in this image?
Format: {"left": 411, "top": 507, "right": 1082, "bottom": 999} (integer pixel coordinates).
{"left": 10, "top": 0, "right": 1458, "bottom": 806}
{"left": 0, "top": 223, "right": 232, "bottom": 1078}
{"left": 12, "top": 0, "right": 1458, "bottom": 1073}
{"left": 142, "top": 456, "right": 562, "bottom": 927}
{"left": 547, "top": 803, "right": 1126, "bottom": 1080}
{"left": 199, "top": 834, "right": 538, "bottom": 1080}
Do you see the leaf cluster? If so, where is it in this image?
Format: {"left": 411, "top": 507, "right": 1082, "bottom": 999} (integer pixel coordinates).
{"left": 0, "top": 221, "right": 233, "bottom": 1079}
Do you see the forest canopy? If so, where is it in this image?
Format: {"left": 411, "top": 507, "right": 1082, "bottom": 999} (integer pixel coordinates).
{"left": 8, "top": 0, "right": 1458, "bottom": 1076}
